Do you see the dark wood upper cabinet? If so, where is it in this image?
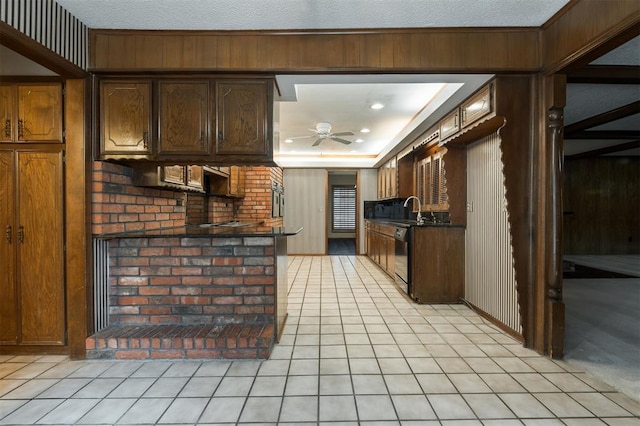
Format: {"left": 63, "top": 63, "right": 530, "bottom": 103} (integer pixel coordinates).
{"left": 98, "top": 77, "right": 274, "bottom": 165}
{"left": 0, "top": 84, "right": 62, "bottom": 144}
{"left": 215, "top": 80, "right": 271, "bottom": 161}
{"left": 100, "top": 81, "right": 152, "bottom": 157}
{"left": 158, "top": 81, "right": 210, "bottom": 156}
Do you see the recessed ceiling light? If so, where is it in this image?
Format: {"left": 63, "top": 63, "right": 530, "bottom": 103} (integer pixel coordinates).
{"left": 370, "top": 103, "right": 384, "bottom": 110}
{"left": 284, "top": 139, "right": 293, "bottom": 143}
{"left": 360, "top": 128, "right": 370, "bottom": 133}
{"left": 355, "top": 139, "right": 364, "bottom": 143}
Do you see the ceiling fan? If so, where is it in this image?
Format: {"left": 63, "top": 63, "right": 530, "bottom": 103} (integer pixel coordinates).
{"left": 290, "top": 122, "right": 354, "bottom": 146}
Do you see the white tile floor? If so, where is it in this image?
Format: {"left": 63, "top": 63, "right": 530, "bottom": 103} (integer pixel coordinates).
{"left": 1, "top": 255, "right": 639, "bottom": 425}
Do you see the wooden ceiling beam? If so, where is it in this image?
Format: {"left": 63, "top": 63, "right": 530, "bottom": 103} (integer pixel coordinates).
{"left": 567, "top": 65, "right": 640, "bottom": 84}
{"left": 567, "top": 139, "right": 640, "bottom": 159}
{"left": 565, "top": 130, "right": 640, "bottom": 140}
{"left": 564, "top": 101, "right": 640, "bottom": 135}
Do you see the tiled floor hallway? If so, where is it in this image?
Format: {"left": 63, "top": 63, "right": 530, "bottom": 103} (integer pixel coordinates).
{"left": 0, "top": 255, "right": 639, "bottom": 425}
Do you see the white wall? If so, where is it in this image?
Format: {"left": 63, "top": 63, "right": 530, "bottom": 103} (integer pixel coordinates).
{"left": 284, "top": 168, "right": 377, "bottom": 255}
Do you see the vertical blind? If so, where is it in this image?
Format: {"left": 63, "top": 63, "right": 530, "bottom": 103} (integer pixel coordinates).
{"left": 332, "top": 185, "right": 356, "bottom": 231}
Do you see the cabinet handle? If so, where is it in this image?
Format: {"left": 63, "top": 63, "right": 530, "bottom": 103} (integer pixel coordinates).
{"left": 17, "top": 119, "right": 24, "bottom": 139}
{"left": 4, "top": 119, "right": 10, "bottom": 138}
{"left": 5, "top": 225, "right": 10, "bottom": 244}
{"left": 142, "top": 131, "right": 148, "bottom": 149}
{"left": 17, "top": 226, "right": 24, "bottom": 244}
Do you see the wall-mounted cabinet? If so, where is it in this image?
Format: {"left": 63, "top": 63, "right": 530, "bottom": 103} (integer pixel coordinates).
{"left": 0, "top": 83, "right": 63, "bottom": 144}
{"left": 417, "top": 149, "right": 448, "bottom": 212}
{"left": 133, "top": 164, "right": 205, "bottom": 193}
{"left": 377, "top": 157, "right": 397, "bottom": 199}
{"left": 207, "top": 165, "right": 246, "bottom": 198}
{"left": 98, "top": 78, "right": 274, "bottom": 165}
{"left": 461, "top": 84, "right": 493, "bottom": 129}
{"left": 439, "top": 110, "right": 460, "bottom": 141}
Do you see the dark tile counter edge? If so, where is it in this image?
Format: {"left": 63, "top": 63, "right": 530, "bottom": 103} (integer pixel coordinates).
{"left": 365, "top": 219, "right": 466, "bottom": 229}
{"left": 95, "top": 225, "right": 303, "bottom": 239}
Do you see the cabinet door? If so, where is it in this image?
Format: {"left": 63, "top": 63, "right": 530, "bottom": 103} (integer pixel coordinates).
{"left": 101, "top": 81, "right": 152, "bottom": 155}
{"left": 17, "top": 84, "right": 62, "bottom": 143}
{"left": 228, "top": 166, "right": 246, "bottom": 196}
{"left": 161, "top": 165, "right": 185, "bottom": 186}
{"left": 0, "top": 86, "right": 14, "bottom": 143}
{"left": 462, "top": 85, "right": 492, "bottom": 128}
{"left": 388, "top": 158, "right": 397, "bottom": 198}
{"left": 17, "top": 151, "right": 65, "bottom": 344}
{"left": 439, "top": 109, "right": 460, "bottom": 141}
{"left": 158, "top": 81, "right": 210, "bottom": 156}
{"left": 215, "top": 81, "right": 269, "bottom": 157}
{"left": 186, "top": 165, "right": 204, "bottom": 190}
{"left": 0, "top": 151, "right": 17, "bottom": 344}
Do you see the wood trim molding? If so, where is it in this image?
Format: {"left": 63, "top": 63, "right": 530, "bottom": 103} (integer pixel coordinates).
{"left": 89, "top": 28, "right": 541, "bottom": 72}
{"left": 565, "top": 130, "right": 640, "bottom": 140}
{"left": 64, "top": 79, "right": 90, "bottom": 359}
{"left": 567, "top": 65, "right": 640, "bottom": 84}
{"left": 542, "top": 0, "right": 640, "bottom": 74}
{"left": 567, "top": 139, "right": 640, "bottom": 159}
{"left": 564, "top": 101, "right": 640, "bottom": 135}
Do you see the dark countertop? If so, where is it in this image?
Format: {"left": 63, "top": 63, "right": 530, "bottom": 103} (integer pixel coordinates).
{"left": 365, "top": 218, "right": 466, "bottom": 229}
{"left": 95, "top": 224, "right": 303, "bottom": 239}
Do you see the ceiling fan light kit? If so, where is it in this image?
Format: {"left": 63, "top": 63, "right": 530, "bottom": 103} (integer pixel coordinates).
{"left": 289, "top": 121, "right": 356, "bottom": 147}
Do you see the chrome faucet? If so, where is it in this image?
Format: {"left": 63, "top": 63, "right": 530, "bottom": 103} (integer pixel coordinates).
{"left": 403, "top": 196, "right": 423, "bottom": 225}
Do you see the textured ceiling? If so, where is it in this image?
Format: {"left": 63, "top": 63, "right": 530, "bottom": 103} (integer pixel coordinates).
{"left": 54, "top": 0, "right": 570, "bottom": 30}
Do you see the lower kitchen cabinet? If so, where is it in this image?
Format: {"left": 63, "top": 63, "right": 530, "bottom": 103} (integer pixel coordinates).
{"left": 365, "top": 221, "right": 395, "bottom": 277}
{"left": 0, "top": 150, "right": 65, "bottom": 345}
{"left": 411, "top": 226, "right": 464, "bottom": 304}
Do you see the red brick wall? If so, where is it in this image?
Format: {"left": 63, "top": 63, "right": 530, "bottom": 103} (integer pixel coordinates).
{"left": 235, "top": 166, "right": 284, "bottom": 227}
{"left": 92, "top": 161, "right": 186, "bottom": 234}
{"left": 92, "top": 162, "right": 282, "bottom": 235}
{"left": 108, "top": 236, "right": 276, "bottom": 326}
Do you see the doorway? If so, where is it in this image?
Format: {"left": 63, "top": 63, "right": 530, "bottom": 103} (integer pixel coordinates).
{"left": 327, "top": 171, "right": 358, "bottom": 255}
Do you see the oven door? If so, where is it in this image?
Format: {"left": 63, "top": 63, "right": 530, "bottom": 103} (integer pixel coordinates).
{"left": 394, "top": 227, "right": 410, "bottom": 295}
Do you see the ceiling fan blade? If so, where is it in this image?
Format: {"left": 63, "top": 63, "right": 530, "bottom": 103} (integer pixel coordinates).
{"left": 288, "top": 135, "right": 314, "bottom": 139}
{"left": 332, "top": 137, "right": 352, "bottom": 145}
{"left": 332, "top": 131, "right": 354, "bottom": 136}
{"left": 312, "top": 138, "right": 323, "bottom": 146}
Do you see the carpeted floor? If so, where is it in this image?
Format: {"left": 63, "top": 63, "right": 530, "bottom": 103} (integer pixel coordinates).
{"left": 563, "top": 255, "right": 640, "bottom": 401}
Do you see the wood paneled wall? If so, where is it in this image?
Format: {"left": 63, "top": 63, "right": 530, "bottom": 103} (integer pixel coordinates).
{"left": 89, "top": 29, "right": 540, "bottom": 73}
{"left": 564, "top": 157, "right": 640, "bottom": 255}
{"left": 283, "top": 169, "right": 327, "bottom": 255}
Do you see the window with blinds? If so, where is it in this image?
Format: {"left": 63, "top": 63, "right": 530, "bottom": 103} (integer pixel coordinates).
{"left": 332, "top": 185, "right": 356, "bottom": 232}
